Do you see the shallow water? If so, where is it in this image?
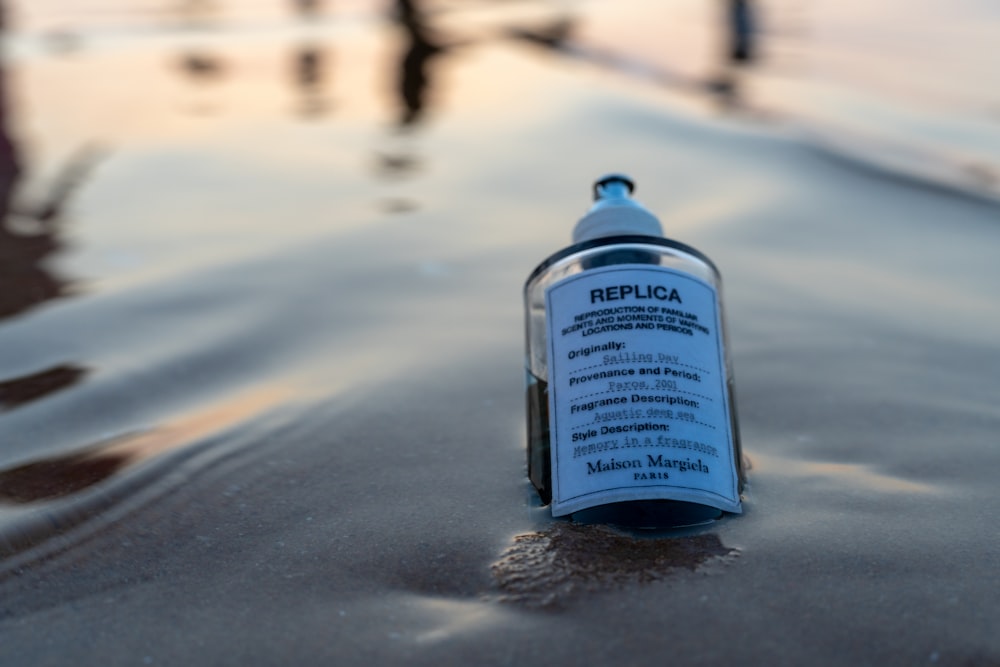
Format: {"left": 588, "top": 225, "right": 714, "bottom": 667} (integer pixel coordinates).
{"left": 1, "top": 1, "right": 999, "bottom": 665}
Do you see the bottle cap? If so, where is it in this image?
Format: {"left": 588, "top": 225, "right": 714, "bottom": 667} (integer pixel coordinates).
{"left": 572, "top": 173, "right": 663, "bottom": 243}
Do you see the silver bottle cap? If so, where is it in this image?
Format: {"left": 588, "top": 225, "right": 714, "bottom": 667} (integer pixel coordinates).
{"left": 572, "top": 173, "right": 663, "bottom": 243}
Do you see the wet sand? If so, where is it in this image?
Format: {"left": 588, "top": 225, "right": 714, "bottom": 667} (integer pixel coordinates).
{"left": 1, "top": 1, "right": 999, "bottom": 665}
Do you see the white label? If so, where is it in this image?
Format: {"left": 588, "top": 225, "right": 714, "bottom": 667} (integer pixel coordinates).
{"left": 545, "top": 264, "right": 741, "bottom": 516}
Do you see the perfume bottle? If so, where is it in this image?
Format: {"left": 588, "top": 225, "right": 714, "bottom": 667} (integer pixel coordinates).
{"left": 524, "top": 174, "right": 743, "bottom": 528}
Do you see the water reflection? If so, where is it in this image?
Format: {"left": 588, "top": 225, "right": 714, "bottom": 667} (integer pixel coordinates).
{"left": 0, "top": 448, "right": 129, "bottom": 504}
{"left": 175, "top": 48, "right": 228, "bottom": 116}
{"left": 506, "top": 4, "right": 760, "bottom": 112}
{"left": 393, "top": 0, "right": 447, "bottom": 129}
{"left": 726, "top": 0, "right": 757, "bottom": 64}
{"left": 0, "top": 387, "right": 291, "bottom": 560}
{"left": 0, "top": 2, "right": 101, "bottom": 322}
{"left": 0, "top": 145, "right": 101, "bottom": 320}
{"left": 293, "top": 44, "right": 329, "bottom": 118}
{"left": 151, "top": 0, "right": 762, "bottom": 125}
{"left": 178, "top": 51, "right": 227, "bottom": 81}
{"left": 174, "top": 0, "right": 222, "bottom": 29}
{"left": 0, "top": 35, "right": 34, "bottom": 320}
{"left": 706, "top": 0, "right": 758, "bottom": 110}
{"left": 374, "top": 0, "right": 451, "bottom": 209}
{"left": 0, "top": 364, "right": 88, "bottom": 411}
{"left": 506, "top": 16, "right": 575, "bottom": 51}
{"left": 290, "top": 0, "right": 331, "bottom": 117}
{"left": 292, "top": 0, "right": 326, "bottom": 21}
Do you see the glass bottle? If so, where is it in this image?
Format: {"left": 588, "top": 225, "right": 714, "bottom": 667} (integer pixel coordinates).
{"left": 524, "top": 174, "right": 744, "bottom": 528}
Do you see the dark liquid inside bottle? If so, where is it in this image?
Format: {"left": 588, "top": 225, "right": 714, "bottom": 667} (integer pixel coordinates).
{"left": 525, "top": 371, "right": 551, "bottom": 504}
{"left": 526, "top": 372, "right": 723, "bottom": 529}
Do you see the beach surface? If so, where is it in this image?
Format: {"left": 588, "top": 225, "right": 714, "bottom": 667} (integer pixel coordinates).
{"left": 1, "top": 1, "right": 999, "bottom": 664}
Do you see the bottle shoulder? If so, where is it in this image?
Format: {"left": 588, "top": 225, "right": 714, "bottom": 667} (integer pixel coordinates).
{"left": 525, "top": 235, "right": 721, "bottom": 291}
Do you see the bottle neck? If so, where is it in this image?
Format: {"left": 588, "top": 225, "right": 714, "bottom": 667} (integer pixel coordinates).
{"left": 572, "top": 174, "right": 663, "bottom": 243}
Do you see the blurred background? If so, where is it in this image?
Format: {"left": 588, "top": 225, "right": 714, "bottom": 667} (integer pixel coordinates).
{"left": 1, "top": 0, "right": 997, "bottom": 314}
{"left": 1, "top": 0, "right": 998, "bottom": 483}
{"left": 1, "top": 4, "right": 999, "bottom": 661}
{"left": 1, "top": 0, "right": 1000, "bottom": 519}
